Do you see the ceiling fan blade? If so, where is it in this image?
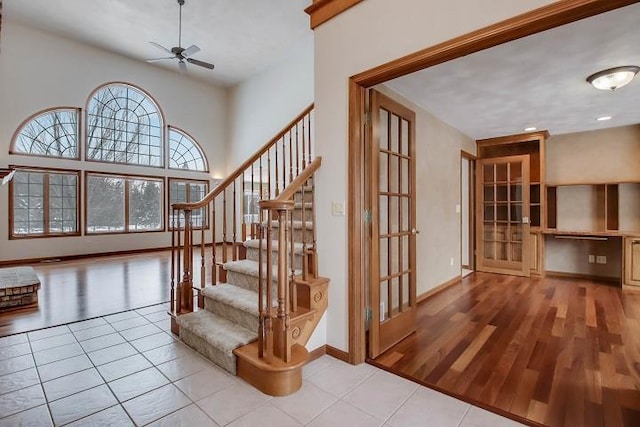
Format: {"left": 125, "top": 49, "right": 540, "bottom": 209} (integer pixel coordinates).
{"left": 182, "top": 45, "right": 201, "bottom": 57}
{"left": 149, "top": 41, "right": 172, "bottom": 54}
{"left": 146, "top": 57, "right": 175, "bottom": 63}
{"left": 178, "top": 60, "right": 187, "bottom": 73}
{"left": 187, "top": 58, "right": 215, "bottom": 70}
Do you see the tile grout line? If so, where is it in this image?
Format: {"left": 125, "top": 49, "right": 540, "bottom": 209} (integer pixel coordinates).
{"left": 25, "top": 327, "right": 56, "bottom": 426}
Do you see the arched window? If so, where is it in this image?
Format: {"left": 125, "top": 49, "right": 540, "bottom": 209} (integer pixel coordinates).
{"left": 11, "top": 108, "right": 79, "bottom": 158}
{"left": 86, "top": 83, "right": 163, "bottom": 167}
{"left": 168, "top": 127, "right": 208, "bottom": 171}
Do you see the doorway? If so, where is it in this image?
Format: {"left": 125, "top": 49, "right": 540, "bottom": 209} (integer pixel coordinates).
{"left": 347, "top": 0, "right": 631, "bottom": 364}
{"left": 460, "top": 152, "right": 475, "bottom": 276}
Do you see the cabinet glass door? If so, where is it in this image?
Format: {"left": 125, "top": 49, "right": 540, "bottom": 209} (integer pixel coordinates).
{"left": 477, "top": 155, "right": 530, "bottom": 276}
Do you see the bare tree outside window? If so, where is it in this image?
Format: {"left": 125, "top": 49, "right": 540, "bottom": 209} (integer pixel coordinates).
{"left": 13, "top": 109, "right": 78, "bottom": 158}
{"left": 87, "top": 84, "right": 163, "bottom": 167}
{"left": 168, "top": 127, "right": 208, "bottom": 171}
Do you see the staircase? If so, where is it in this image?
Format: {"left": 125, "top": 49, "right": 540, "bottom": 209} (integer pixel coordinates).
{"left": 169, "top": 105, "right": 328, "bottom": 396}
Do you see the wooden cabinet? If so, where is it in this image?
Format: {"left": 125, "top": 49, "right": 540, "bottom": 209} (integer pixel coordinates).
{"left": 476, "top": 131, "right": 547, "bottom": 276}
{"left": 546, "top": 182, "right": 640, "bottom": 234}
{"left": 624, "top": 236, "right": 640, "bottom": 287}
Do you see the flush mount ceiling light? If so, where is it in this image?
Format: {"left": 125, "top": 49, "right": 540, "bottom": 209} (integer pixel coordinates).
{"left": 524, "top": 127, "right": 537, "bottom": 132}
{"left": 597, "top": 115, "right": 612, "bottom": 121}
{"left": 587, "top": 66, "right": 640, "bottom": 91}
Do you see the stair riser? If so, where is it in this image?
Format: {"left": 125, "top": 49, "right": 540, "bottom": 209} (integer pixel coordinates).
{"left": 292, "top": 208, "right": 313, "bottom": 222}
{"left": 226, "top": 270, "right": 279, "bottom": 300}
{"left": 204, "top": 297, "right": 258, "bottom": 332}
{"left": 180, "top": 328, "right": 237, "bottom": 375}
{"left": 245, "top": 247, "right": 304, "bottom": 269}
{"left": 294, "top": 191, "right": 314, "bottom": 203}
{"left": 266, "top": 227, "right": 313, "bottom": 242}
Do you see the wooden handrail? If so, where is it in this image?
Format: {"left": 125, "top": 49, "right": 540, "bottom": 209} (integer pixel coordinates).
{"left": 173, "top": 103, "right": 314, "bottom": 211}
{"left": 267, "top": 157, "right": 322, "bottom": 204}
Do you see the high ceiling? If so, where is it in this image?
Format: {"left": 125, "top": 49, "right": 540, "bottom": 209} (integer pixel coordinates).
{"left": 4, "top": 0, "right": 312, "bottom": 88}
{"left": 385, "top": 3, "right": 640, "bottom": 139}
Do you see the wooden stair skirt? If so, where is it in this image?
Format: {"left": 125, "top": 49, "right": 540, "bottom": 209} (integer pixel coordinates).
{"left": 234, "top": 342, "right": 308, "bottom": 396}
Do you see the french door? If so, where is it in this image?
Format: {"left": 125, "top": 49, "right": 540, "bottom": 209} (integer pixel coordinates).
{"left": 476, "top": 155, "right": 530, "bottom": 276}
{"left": 368, "top": 90, "right": 417, "bottom": 358}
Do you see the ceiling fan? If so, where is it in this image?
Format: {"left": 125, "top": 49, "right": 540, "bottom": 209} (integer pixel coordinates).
{"left": 147, "top": 0, "right": 215, "bottom": 72}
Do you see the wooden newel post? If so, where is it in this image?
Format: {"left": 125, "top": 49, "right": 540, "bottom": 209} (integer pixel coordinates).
{"left": 181, "top": 209, "right": 194, "bottom": 313}
{"left": 259, "top": 200, "right": 294, "bottom": 363}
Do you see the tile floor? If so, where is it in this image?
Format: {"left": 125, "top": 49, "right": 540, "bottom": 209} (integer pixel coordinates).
{"left": 0, "top": 304, "right": 523, "bottom": 426}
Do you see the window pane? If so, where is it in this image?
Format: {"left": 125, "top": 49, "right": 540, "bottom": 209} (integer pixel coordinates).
{"left": 169, "top": 128, "right": 207, "bottom": 171}
{"left": 12, "top": 171, "right": 44, "bottom": 235}
{"left": 49, "top": 173, "right": 78, "bottom": 233}
{"left": 129, "top": 179, "right": 163, "bottom": 231}
{"left": 87, "top": 175, "right": 125, "bottom": 233}
{"left": 87, "top": 84, "right": 163, "bottom": 167}
{"left": 168, "top": 179, "right": 208, "bottom": 229}
{"left": 12, "top": 170, "right": 77, "bottom": 236}
{"left": 14, "top": 109, "right": 78, "bottom": 158}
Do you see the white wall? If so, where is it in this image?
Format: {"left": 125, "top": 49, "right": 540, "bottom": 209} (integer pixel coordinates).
{"left": 0, "top": 20, "right": 227, "bottom": 262}
{"left": 313, "top": 0, "right": 556, "bottom": 351}
{"left": 227, "top": 37, "right": 314, "bottom": 170}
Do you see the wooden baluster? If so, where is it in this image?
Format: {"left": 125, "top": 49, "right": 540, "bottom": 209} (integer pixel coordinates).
{"left": 282, "top": 136, "right": 287, "bottom": 189}
{"left": 301, "top": 119, "right": 307, "bottom": 169}
{"left": 307, "top": 113, "right": 312, "bottom": 165}
{"left": 257, "top": 156, "right": 264, "bottom": 239}
{"left": 289, "top": 129, "right": 294, "bottom": 183}
{"left": 267, "top": 150, "right": 271, "bottom": 202}
{"left": 295, "top": 123, "right": 300, "bottom": 178}
{"left": 301, "top": 186, "right": 308, "bottom": 281}
{"left": 242, "top": 177, "right": 246, "bottom": 242}
{"left": 171, "top": 208, "right": 176, "bottom": 313}
{"left": 258, "top": 221, "right": 264, "bottom": 358}
{"left": 290, "top": 203, "right": 297, "bottom": 313}
{"left": 222, "top": 189, "right": 228, "bottom": 264}
{"left": 233, "top": 180, "right": 237, "bottom": 261}
{"left": 275, "top": 141, "right": 279, "bottom": 196}
{"left": 251, "top": 162, "right": 255, "bottom": 240}
{"left": 200, "top": 205, "right": 205, "bottom": 308}
{"left": 211, "top": 200, "right": 217, "bottom": 285}
{"left": 176, "top": 211, "right": 182, "bottom": 314}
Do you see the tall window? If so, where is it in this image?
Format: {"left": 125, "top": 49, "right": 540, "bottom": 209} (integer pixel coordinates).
{"left": 168, "top": 127, "right": 208, "bottom": 171}
{"left": 87, "top": 173, "right": 163, "bottom": 234}
{"left": 11, "top": 169, "right": 79, "bottom": 238}
{"left": 86, "top": 84, "right": 163, "bottom": 167}
{"left": 168, "top": 179, "right": 209, "bottom": 228}
{"left": 12, "top": 109, "right": 79, "bottom": 158}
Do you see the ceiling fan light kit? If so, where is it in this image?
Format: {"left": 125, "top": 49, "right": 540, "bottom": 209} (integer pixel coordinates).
{"left": 146, "top": 0, "right": 215, "bottom": 71}
{"left": 586, "top": 65, "right": 639, "bottom": 91}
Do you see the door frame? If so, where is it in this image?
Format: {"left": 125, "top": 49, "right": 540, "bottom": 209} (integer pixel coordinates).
{"left": 460, "top": 151, "right": 476, "bottom": 271}
{"left": 346, "top": 0, "right": 636, "bottom": 364}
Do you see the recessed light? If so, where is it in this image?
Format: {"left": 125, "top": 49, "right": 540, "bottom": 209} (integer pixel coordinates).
{"left": 597, "top": 116, "right": 612, "bottom": 121}
{"left": 524, "top": 127, "right": 537, "bottom": 132}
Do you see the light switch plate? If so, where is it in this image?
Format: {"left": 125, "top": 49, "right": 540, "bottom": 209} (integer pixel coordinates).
{"left": 331, "top": 201, "right": 345, "bottom": 216}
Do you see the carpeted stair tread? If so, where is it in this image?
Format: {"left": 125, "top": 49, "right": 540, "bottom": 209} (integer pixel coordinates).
{"left": 176, "top": 310, "right": 257, "bottom": 353}
{"left": 224, "top": 259, "right": 302, "bottom": 279}
{"left": 202, "top": 283, "right": 275, "bottom": 316}
{"left": 244, "top": 239, "right": 305, "bottom": 254}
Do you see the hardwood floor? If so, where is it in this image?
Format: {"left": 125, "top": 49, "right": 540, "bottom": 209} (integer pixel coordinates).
{"left": 370, "top": 272, "right": 640, "bottom": 427}
{"left": 0, "top": 251, "right": 173, "bottom": 336}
